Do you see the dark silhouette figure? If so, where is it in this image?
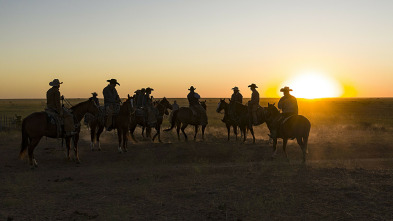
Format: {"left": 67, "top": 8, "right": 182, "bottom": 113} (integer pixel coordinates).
{"left": 247, "top": 83, "right": 260, "bottom": 125}
{"left": 164, "top": 101, "right": 208, "bottom": 141}
{"left": 265, "top": 103, "right": 311, "bottom": 163}
{"left": 20, "top": 99, "right": 99, "bottom": 168}
{"left": 129, "top": 97, "right": 172, "bottom": 143}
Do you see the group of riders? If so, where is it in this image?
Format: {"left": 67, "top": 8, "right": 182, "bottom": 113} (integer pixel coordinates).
{"left": 46, "top": 78, "right": 298, "bottom": 139}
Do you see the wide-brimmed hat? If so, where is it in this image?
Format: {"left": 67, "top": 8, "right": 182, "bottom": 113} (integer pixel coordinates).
{"left": 146, "top": 87, "right": 154, "bottom": 92}
{"left": 280, "top": 86, "right": 293, "bottom": 92}
{"left": 134, "top": 89, "right": 141, "bottom": 93}
{"left": 188, "top": 86, "right": 196, "bottom": 91}
{"left": 107, "top": 79, "right": 120, "bottom": 86}
{"left": 232, "top": 86, "right": 239, "bottom": 91}
{"left": 91, "top": 92, "right": 98, "bottom": 96}
{"left": 141, "top": 88, "right": 146, "bottom": 92}
{"left": 248, "top": 83, "right": 258, "bottom": 88}
{"left": 49, "top": 79, "right": 63, "bottom": 86}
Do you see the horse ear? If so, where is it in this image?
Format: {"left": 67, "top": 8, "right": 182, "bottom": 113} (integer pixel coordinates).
{"left": 273, "top": 103, "right": 275, "bottom": 106}
{"left": 128, "top": 94, "right": 130, "bottom": 99}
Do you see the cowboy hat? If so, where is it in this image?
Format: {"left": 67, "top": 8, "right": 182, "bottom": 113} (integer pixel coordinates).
{"left": 280, "top": 86, "right": 293, "bottom": 92}
{"left": 107, "top": 79, "right": 120, "bottom": 86}
{"left": 188, "top": 86, "right": 196, "bottom": 91}
{"left": 248, "top": 83, "right": 258, "bottom": 88}
{"left": 146, "top": 87, "right": 154, "bottom": 92}
{"left": 232, "top": 86, "right": 239, "bottom": 91}
{"left": 91, "top": 92, "right": 98, "bottom": 96}
{"left": 49, "top": 79, "right": 63, "bottom": 86}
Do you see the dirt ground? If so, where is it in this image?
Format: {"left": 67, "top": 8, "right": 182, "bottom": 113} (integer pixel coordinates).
{"left": 1, "top": 124, "right": 393, "bottom": 220}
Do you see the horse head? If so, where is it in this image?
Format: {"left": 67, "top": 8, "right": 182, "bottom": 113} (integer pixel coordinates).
{"left": 120, "top": 95, "right": 134, "bottom": 115}
{"left": 161, "top": 97, "right": 173, "bottom": 110}
{"left": 266, "top": 102, "right": 280, "bottom": 120}
{"left": 216, "top": 98, "right": 227, "bottom": 113}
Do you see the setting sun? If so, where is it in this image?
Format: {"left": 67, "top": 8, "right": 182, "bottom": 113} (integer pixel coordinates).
{"left": 281, "top": 72, "right": 343, "bottom": 99}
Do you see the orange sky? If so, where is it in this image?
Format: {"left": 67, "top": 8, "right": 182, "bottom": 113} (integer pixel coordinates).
{"left": 0, "top": 1, "right": 392, "bottom": 99}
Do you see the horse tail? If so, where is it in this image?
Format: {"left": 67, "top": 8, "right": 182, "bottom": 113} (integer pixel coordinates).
{"left": 164, "top": 110, "right": 179, "bottom": 132}
{"left": 303, "top": 119, "right": 311, "bottom": 154}
{"left": 19, "top": 118, "right": 29, "bottom": 159}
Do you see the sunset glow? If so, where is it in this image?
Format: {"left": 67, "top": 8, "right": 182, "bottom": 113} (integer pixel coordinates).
{"left": 281, "top": 72, "right": 343, "bottom": 99}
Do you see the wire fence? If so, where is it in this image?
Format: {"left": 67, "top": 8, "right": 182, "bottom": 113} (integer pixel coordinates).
{"left": 0, "top": 114, "right": 22, "bottom": 132}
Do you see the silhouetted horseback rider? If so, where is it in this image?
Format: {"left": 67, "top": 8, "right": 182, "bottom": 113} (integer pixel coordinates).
{"left": 187, "top": 86, "right": 208, "bottom": 126}
{"left": 270, "top": 86, "right": 298, "bottom": 139}
{"left": 231, "top": 87, "right": 243, "bottom": 104}
{"left": 103, "top": 79, "right": 121, "bottom": 131}
{"left": 90, "top": 92, "right": 100, "bottom": 106}
{"left": 144, "top": 87, "right": 157, "bottom": 126}
{"left": 138, "top": 88, "right": 146, "bottom": 107}
{"left": 247, "top": 83, "right": 260, "bottom": 125}
{"left": 134, "top": 89, "right": 141, "bottom": 107}
{"left": 84, "top": 92, "right": 101, "bottom": 126}
{"left": 222, "top": 87, "right": 243, "bottom": 124}
{"left": 46, "top": 79, "right": 76, "bottom": 136}
{"left": 278, "top": 86, "right": 298, "bottom": 117}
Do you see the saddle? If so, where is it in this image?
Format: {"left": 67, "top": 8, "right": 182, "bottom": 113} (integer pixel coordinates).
{"left": 45, "top": 109, "right": 62, "bottom": 138}
{"left": 281, "top": 114, "right": 296, "bottom": 125}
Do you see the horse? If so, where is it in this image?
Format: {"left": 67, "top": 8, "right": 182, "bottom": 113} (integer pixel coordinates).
{"left": 129, "top": 98, "right": 171, "bottom": 143}
{"left": 19, "top": 99, "right": 99, "bottom": 168}
{"left": 216, "top": 99, "right": 260, "bottom": 143}
{"left": 114, "top": 96, "right": 134, "bottom": 153}
{"left": 216, "top": 99, "right": 241, "bottom": 141}
{"left": 151, "top": 98, "right": 172, "bottom": 142}
{"left": 86, "top": 107, "right": 105, "bottom": 151}
{"left": 85, "top": 96, "right": 134, "bottom": 152}
{"left": 164, "top": 101, "right": 207, "bottom": 141}
{"left": 264, "top": 103, "right": 311, "bottom": 163}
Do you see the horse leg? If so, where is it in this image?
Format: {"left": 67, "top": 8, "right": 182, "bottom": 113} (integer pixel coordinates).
{"left": 194, "top": 125, "right": 199, "bottom": 141}
{"left": 28, "top": 137, "right": 41, "bottom": 168}
{"left": 282, "top": 138, "right": 289, "bottom": 162}
{"left": 65, "top": 137, "right": 71, "bottom": 161}
{"left": 96, "top": 126, "right": 104, "bottom": 151}
{"left": 117, "top": 129, "right": 123, "bottom": 153}
{"left": 90, "top": 124, "right": 95, "bottom": 151}
{"left": 234, "top": 125, "right": 238, "bottom": 141}
{"left": 202, "top": 125, "right": 206, "bottom": 141}
{"left": 129, "top": 124, "right": 138, "bottom": 143}
{"left": 73, "top": 134, "right": 80, "bottom": 164}
{"left": 297, "top": 136, "right": 308, "bottom": 163}
{"left": 226, "top": 124, "right": 230, "bottom": 141}
{"left": 176, "top": 123, "right": 181, "bottom": 141}
{"left": 156, "top": 125, "right": 162, "bottom": 143}
{"left": 249, "top": 126, "right": 255, "bottom": 144}
{"left": 271, "top": 138, "right": 278, "bottom": 159}
{"left": 141, "top": 126, "right": 145, "bottom": 138}
{"left": 123, "top": 129, "right": 128, "bottom": 152}
{"left": 181, "top": 124, "right": 188, "bottom": 141}
{"left": 242, "top": 126, "right": 247, "bottom": 143}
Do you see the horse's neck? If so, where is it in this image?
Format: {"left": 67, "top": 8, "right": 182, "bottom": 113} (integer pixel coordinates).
{"left": 119, "top": 104, "right": 130, "bottom": 115}
{"left": 155, "top": 103, "right": 166, "bottom": 115}
{"left": 72, "top": 103, "right": 88, "bottom": 122}
{"left": 266, "top": 112, "right": 281, "bottom": 127}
